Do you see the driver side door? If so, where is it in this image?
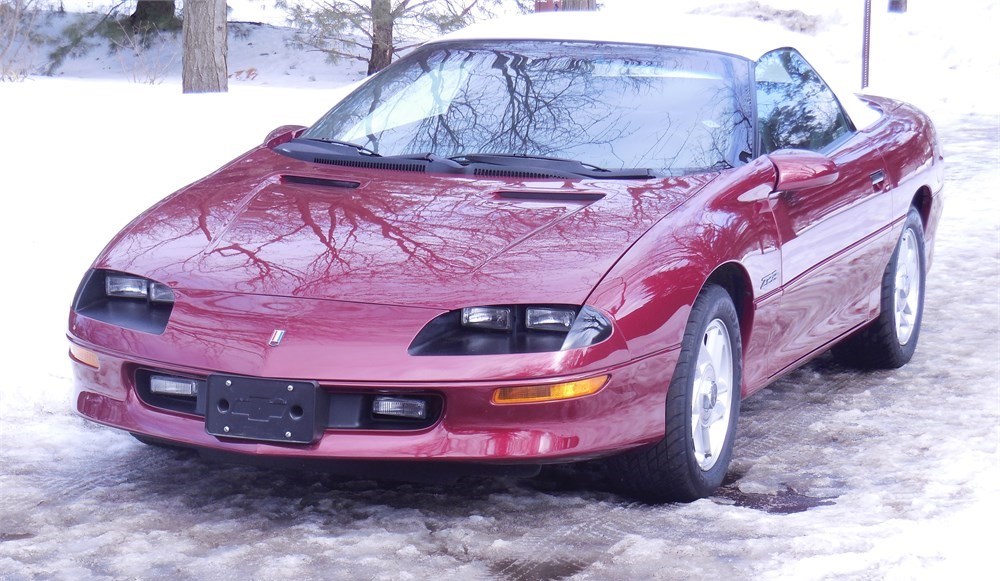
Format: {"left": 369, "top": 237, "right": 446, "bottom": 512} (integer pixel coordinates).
{"left": 756, "top": 49, "right": 893, "bottom": 377}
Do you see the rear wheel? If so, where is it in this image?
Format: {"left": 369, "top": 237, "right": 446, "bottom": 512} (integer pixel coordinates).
{"left": 608, "top": 284, "right": 742, "bottom": 503}
{"left": 834, "top": 207, "right": 926, "bottom": 368}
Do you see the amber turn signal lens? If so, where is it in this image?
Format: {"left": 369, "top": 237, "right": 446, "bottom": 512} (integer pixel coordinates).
{"left": 492, "top": 375, "right": 609, "bottom": 405}
{"left": 69, "top": 344, "right": 100, "bottom": 369}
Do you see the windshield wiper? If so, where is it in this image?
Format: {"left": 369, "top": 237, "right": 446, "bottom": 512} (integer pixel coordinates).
{"left": 304, "top": 138, "right": 381, "bottom": 157}
{"left": 450, "top": 153, "right": 656, "bottom": 179}
{"left": 450, "top": 153, "right": 612, "bottom": 170}
{"left": 274, "top": 140, "right": 657, "bottom": 179}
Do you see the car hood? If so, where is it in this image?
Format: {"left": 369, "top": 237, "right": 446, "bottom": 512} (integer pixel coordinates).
{"left": 96, "top": 147, "right": 715, "bottom": 309}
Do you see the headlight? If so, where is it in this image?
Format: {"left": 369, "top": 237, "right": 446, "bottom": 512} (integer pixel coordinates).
{"left": 73, "top": 270, "right": 175, "bottom": 334}
{"left": 525, "top": 307, "right": 577, "bottom": 332}
{"left": 105, "top": 273, "right": 175, "bottom": 303}
{"left": 409, "top": 304, "right": 612, "bottom": 356}
{"left": 461, "top": 306, "right": 512, "bottom": 330}
{"left": 105, "top": 275, "right": 147, "bottom": 299}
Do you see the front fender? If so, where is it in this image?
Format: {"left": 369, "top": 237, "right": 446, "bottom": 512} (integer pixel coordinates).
{"left": 586, "top": 158, "right": 781, "bottom": 374}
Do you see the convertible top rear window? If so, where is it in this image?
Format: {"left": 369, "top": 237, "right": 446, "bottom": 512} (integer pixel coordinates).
{"left": 305, "top": 41, "right": 754, "bottom": 174}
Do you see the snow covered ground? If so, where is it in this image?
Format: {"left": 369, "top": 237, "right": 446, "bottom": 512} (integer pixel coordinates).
{"left": 1, "top": 1, "right": 998, "bottom": 579}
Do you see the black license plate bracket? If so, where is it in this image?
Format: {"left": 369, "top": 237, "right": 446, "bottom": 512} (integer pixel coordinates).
{"left": 205, "top": 375, "right": 324, "bottom": 444}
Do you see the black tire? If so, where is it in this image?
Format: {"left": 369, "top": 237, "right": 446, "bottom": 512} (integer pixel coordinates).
{"left": 833, "top": 207, "right": 926, "bottom": 369}
{"left": 607, "top": 284, "right": 742, "bottom": 503}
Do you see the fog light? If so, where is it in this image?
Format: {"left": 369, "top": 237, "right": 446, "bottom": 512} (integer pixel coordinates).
{"left": 150, "top": 375, "right": 198, "bottom": 397}
{"left": 492, "top": 375, "right": 609, "bottom": 404}
{"left": 373, "top": 396, "right": 427, "bottom": 419}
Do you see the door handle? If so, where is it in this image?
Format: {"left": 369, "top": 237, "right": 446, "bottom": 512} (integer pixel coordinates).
{"left": 871, "top": 170, "right": 886, "bottom": 191}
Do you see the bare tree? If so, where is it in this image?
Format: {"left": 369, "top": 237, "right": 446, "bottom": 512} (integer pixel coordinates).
{"left": 560, "top": 0, "right": 597, "bottom": 10}
{"left": 0, "top": 0, "right": 39, "bottom": 81}
{"left": 182, "top": 0, "right": 227, "bottom": 93}
{"left": 283, "top": 0, "right": 500, "bottom": 75}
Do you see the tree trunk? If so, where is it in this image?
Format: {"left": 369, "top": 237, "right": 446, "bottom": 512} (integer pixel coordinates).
{"left": 130, "top": 1, "right": 177, "bottom": 28}
{"left": 560, "top": 0, "right": 598, "bottom": 10}
{"left": 368, "top": 0, "right": 393, "bottom": 75}
{"left": 182, "top": 0, "right": 227, "bottom": 93}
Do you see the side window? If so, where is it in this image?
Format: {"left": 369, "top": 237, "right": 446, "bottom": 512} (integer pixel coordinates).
{"left": 756, "top": 49, "right": 852, "bottom": 153}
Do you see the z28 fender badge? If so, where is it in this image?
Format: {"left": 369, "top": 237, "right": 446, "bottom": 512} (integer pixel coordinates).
{"left": 760, "top": 271, "right": 779, "bottom": 290}
{"left": 268, "top": 329, "right": 286, "bottom": 347}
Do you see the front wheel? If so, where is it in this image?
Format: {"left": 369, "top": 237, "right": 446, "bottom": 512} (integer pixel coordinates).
{"left": 834, "top": 206, "right": 926, "bottom": 369}
{"left": 608, "top": 285, "right": 742, "bottom": 503}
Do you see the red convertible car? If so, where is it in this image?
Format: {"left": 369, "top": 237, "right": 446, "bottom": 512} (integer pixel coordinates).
{"left": 68, "top": 13, "right": 943, "bottom": 502}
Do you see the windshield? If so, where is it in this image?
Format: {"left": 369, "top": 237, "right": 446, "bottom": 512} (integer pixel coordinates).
{"left": 305, "top": 41, "right": 753, "bottom": 174}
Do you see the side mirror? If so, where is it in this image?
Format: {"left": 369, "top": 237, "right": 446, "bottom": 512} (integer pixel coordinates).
{"left": 768, "top": 149, "right": 839, "bottom": 191}
{"left": 264, "top": 125, "right": 307, "bottom": 148}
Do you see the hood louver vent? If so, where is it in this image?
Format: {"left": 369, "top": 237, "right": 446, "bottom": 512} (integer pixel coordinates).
{"left": 282, "top": 175, "right": 361, "bottom": 189}
{"left": 496, "top": 190, "right": 605, "bottom": 202}
{"left": 474, "top": 167, "right": 564, "bottom": 179}
{"left": 314, "top": 157, "right": 426, "bottom": 173}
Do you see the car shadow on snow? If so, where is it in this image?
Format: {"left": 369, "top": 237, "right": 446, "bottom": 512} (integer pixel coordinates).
{"left": 130, "top": 442, "right": 837, "bottom": 519}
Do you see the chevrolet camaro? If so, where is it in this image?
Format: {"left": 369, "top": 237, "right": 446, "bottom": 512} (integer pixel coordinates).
{"left": 68, "top": 13, "right": 943, "bottom": 502}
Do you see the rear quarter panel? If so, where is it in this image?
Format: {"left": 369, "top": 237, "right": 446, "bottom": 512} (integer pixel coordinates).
{"left": 860, "top": 96, "right": 945, "bottom": 267}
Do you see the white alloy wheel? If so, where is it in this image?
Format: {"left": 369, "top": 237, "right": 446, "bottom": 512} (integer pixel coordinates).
{"left": 691, "top": 319, "right": 734, "bottom": 471}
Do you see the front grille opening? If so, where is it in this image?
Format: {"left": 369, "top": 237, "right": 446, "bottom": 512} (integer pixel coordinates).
{"left": 328, "top": 392, "right": 443, "bottom": 430}
{"left": 135, "top": 369, "right": 205, "bottom": 416}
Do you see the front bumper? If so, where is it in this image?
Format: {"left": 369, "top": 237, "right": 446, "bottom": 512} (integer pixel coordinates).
{"left": 70, "top": 342, "right": 677, "bottom": 464}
